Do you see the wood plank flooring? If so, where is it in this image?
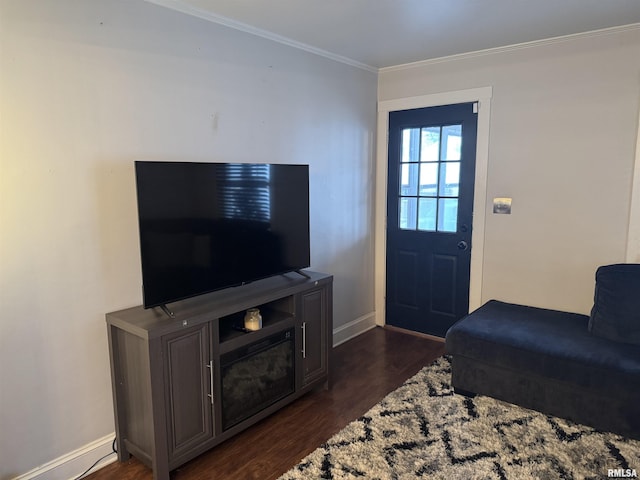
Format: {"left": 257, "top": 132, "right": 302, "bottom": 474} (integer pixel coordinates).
{"left": 86, "top": 326, "right": 445, "bottom": 480}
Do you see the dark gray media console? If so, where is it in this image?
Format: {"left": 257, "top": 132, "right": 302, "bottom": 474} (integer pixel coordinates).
{"left": 106, "top": 271, "right": 332, "bottom": 480}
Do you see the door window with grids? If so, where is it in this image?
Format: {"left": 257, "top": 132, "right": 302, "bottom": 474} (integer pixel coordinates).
{"left": 398, "top": 124, "right": 462, "bottom": 233}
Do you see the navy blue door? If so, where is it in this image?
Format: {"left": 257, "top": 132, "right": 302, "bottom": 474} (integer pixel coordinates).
{"left": 386, "top": 103, "right": 478, "bottom": 337}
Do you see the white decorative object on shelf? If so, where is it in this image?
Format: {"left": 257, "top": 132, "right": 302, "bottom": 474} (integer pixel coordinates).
{"left": 244, "top": 308, "right": 262, "bottom": 331}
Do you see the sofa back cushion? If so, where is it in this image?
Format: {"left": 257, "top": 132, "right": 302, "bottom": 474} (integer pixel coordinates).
{"left": 588, "top": 263, "right": 640, "bottom": 345}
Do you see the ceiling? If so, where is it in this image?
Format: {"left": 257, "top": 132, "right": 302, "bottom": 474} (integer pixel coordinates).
{"left": 146, "top": 0, "right": 640, "bottom": 70}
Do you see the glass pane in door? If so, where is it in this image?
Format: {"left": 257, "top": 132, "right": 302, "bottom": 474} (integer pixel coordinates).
{"left": 418, "top": 198, "right": 437, "bottom": 231}
{"left": 397, "top": 124, "right": 463, "bottom": 233}
{"left": 420, "top": 127, "right": 440, "bottom": 161}
{"left": 438, "top": 198, "right": 458, "bottom": 232}
{"left": 399, "top": 197, "right": 417, "bottom": 230}
{"left": 419, "top": 163, "right": 438, "bottom": 196}
{"left": 400, "top": 163, "right": 418, "bottom": 196}
{"left": 438, "top": 162, "right": 460, "bottom": 197}
{"left": 442, "top": 125, "right": 462, "bottom": 160}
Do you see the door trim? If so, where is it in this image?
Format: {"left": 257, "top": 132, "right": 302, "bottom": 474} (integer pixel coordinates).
{"left": 625, "top": 101, "right": 640, "bottom": 262}
{"left": 375, "top": 87, "right": 493, "bottom": 326}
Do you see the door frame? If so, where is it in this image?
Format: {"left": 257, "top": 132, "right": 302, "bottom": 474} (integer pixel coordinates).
{"left": 375, "top": 87, "right": 493, "bottom": 327}
{"left": 625, "top": 102, "right": 640, "bottom": 262}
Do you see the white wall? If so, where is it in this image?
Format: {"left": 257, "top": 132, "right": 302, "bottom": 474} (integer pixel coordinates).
{"left": 0, "top": 1, "right": 376, "bottom": 477}
{"left": 379, "top": 27, "right": 640, "bottom": 315}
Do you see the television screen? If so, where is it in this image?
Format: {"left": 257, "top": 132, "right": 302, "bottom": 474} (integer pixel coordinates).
{"left": 135, "top": 161, "right": 310, "bottom": 308}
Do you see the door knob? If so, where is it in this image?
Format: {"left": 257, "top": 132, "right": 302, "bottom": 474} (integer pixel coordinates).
{"left": 457, "top": 240, "right": 468, "bottom": 251}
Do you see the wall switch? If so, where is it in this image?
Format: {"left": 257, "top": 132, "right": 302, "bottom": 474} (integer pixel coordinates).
{"left": 493, "top": 197, "right": 512, "bottom": 214}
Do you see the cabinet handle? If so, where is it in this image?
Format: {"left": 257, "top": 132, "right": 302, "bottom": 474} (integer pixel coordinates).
{"left": 302, "top": 322, "right": 306, "bottom": 359}
{"left": 206, "top": 360, "right": 214, "bottom": 405}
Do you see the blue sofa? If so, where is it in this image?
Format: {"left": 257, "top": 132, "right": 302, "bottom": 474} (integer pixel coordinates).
{"left": 445, "top": 264, "right": 640, "bottom": 440}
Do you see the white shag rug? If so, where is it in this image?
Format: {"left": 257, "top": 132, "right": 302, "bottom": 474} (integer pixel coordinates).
{"left": 279, "top": 357, "right": 640, "bottom": 480}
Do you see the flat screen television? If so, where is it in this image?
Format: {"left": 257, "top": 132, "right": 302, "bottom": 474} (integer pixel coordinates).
{"left": 135, "top": 161, "right": 310, "bottom": 308}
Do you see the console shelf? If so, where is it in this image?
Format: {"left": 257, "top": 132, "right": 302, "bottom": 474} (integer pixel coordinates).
{"left": 218, "top": 311, "right": 296, "bottom": 354}
{"left": 106, "top": 271, "right": 332, "bottom": 480}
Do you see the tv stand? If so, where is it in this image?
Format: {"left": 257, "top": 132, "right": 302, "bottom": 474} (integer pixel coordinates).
{"left": 106, "top": 271, "right": 332, "bottom": 480}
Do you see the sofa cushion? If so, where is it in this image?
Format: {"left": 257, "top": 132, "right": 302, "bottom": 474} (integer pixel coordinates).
{"left": 445, "top": 300, "right": 640, "bottom": 393}
{"left": 588, "top": 263, "right": 640, "bottom": 346}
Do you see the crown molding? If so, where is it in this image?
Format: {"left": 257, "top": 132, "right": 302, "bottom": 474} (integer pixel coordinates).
{"left": 142, "top": 2, "right": 639, "bottom": 75}
{"left": 380, "top": 23, "right": 640, "bottom": 73}
{"left": 143, "top": 0, "right": 378, "bottom": 73}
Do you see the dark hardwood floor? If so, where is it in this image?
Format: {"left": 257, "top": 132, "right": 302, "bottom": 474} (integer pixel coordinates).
{"left": 87, "top": 326, "right": 445, "bottom": 480}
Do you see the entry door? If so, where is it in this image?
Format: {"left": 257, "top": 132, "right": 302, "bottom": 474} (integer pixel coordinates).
{"left": 386, "top": 103, "right": 478, "bottom": 337}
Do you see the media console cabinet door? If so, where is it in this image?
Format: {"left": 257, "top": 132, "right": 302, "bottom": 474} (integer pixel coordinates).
{"left": 161, "top": 323, "right": 215, "bottom": 464}
{"left": 300, "top": 286, "right": 329, "bottom": 386}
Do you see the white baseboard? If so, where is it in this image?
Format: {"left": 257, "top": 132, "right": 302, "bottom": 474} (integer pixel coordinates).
{"left": 11, "top": 433, "right": 117, "bottom": 480}
{"left": 332, "top": 311, "right": 377, "bottom": 347}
